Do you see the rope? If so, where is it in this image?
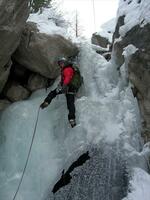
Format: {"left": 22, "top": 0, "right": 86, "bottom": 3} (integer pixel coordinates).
{"left": 13, "top": 106, "right": 41, "bottom": 200}
{"left": 92, "top": 0, "right": 96, "bottom": 32}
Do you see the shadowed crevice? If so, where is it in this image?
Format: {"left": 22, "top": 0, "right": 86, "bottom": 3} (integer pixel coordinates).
{"left": 52, "top": 151, "right": 90, "bottom": 193}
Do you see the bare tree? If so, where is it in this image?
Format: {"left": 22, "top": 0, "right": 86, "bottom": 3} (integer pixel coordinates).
{"left": 71, "top": 10, "right": 84, "bottom": 38}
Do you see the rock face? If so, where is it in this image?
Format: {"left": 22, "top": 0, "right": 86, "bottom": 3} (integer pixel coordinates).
{"left": 0, "top": 60, "right": 12, "bottom": 92}
{"left": 91, "top": 33, "right": 110, "bottom": 48}
{"left": 27, "top": 73, "right": 48, "bottom": 91}
{"left": 113, "top": 18, "right": 150, "bottom": 142}
{"left": 0, "top": 11, "right": 78, "bottom": 107}
{"left": 0, "top": 0, "right": 29, "bottom": 92}
{"left": 1, "top": 61, "right": 51, "bottom": 102}
{"left": 5, "top": 83, "right": 30, "bottom": 102}
{"left": 13, "top": 22, "right": 79, "bottom": 79}
{"left": 112, "top": 15, "right": 125, "bottom": 44}
{"left": 91, "top": 33, "right": 112, "bottom": 60}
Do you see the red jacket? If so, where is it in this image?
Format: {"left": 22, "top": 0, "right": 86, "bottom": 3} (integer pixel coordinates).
{"left": 61, "top": 66, "right": 74, "bottom": 85}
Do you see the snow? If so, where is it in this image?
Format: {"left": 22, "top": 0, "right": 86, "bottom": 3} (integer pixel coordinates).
{"left": 123, "top": 44, "right": 138, "bottom": 58}
{"left": 118, "top": 0, "right": 150, "bottom": 37}
{"left": 91, "top": 43, "right": 110, "bottom": 52}
{"left": 27, "top": 7, "right": 68, "bottom": 37}
{"left": 123, "top": 168, "right": 150, "bottom": 200}
{"left": 96, "top": 18, "right": 117, "bottom": 43}
{"left": 27, "top": 5, "right": 117, "bottom": 42}
{"left": 101, "top": 18, "right": 117, "bottom": 35}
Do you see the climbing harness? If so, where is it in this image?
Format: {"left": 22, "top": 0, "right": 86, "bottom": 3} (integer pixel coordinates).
{"left": 13, "top": 106, "right": 40, "bottom": 200}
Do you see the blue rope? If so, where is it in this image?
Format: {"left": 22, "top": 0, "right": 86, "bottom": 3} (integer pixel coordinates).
{"left": 13, "top": 106, "right": 40, "bottom": 200}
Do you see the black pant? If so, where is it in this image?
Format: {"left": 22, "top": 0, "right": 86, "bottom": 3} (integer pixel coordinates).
{"left": 45, "top": 89, "right": 76, "bottom": 120}
{"left": 66, "top": 93, "right": 75, "bottom": 120}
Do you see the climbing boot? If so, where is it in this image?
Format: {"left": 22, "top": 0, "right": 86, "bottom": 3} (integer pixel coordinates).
{"left": 69, "top": 119, "right": 76, "bottom": 128}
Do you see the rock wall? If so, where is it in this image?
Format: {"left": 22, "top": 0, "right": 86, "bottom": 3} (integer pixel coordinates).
{"left": 113, "top": 18, "right": 150, "bottom": 142}
{"left": 0, "top": 5, "right": 78, "bottom": 111}
{"left": 0, "top": 0, "right": 29, "bottom": 92}
{"left": 91, "top": 33, "right": 110, "bottom": 48}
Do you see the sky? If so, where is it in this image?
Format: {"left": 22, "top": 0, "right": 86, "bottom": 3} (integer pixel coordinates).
{"left": 60, "top": 0, "right": 119, "bottom": 37}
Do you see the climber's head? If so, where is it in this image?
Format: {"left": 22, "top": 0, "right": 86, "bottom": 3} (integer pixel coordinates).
{"left": 57, "top": 57, "right": 67, "bottom": 68}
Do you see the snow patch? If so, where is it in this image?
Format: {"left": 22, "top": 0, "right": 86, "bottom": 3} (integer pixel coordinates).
{"left": 27, "top": 7, "right": 68, "bottom": 37}
{"left": 123, "top": 168, "right": 150, "bottom": 200}
{"left": 96, "top": 18, "right": 117, "bottom": 43}
{"left": 123, "top": 44, "right": 138, "bottom": 58}
{"left": 118, "top": 0, "right": 150, "bottom": 37}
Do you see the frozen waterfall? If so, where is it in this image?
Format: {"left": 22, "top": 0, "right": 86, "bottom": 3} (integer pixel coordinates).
{"left": 0, "top": 41, "right": 150, "bottom": 200}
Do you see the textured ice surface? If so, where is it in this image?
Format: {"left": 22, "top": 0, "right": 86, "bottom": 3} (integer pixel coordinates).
{"left": 48, "top": 143, "right": 129, "bottom": 200}
{"left": 0, "top": 42, "right": 148, "bottom": 200}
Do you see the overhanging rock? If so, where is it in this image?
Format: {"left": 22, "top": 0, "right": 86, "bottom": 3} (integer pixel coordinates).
{"left": 0, "top": 0, "right": 29, "bottom": 92}
{"left": 13, "top": 22, "right": 79, "bottom": 80}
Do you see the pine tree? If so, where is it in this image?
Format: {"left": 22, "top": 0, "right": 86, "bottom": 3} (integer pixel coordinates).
{"left": 29, "top": 0, "right": 52, "bottom": 13}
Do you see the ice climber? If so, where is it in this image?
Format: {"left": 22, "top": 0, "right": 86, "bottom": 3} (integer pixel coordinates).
{"left": 40, "top": 57, "right": 83, "bottom": 128}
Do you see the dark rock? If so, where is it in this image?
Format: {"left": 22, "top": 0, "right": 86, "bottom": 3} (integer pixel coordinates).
{"left": 9, "top": 61, "right": 30, "bottom": 85}
{"left": 113, "top": 40, "right": 126, "bottom": 66}
{"left": 0, "top": 0, "right": 29, "bottom": 92}
{"left": 113, "top": 23, "right": 150, "bottom": 67}
{"left": 27, "top": 73, "right": 48, "bottom": 91}
{"left": 91, "top": 33, "right": 111, "bottom": 48}
{"left": 5, "top": 83, "right": 30, "bottom": 102}
{"left": 112, "top": 15, "right": 125, "bottom": 42}
{"left": 102, "top": 52, "right": 112, "bottom": 61}
{"left": 0, "top": 99, "right": 11, "bottom": 111}
{"left": 113, "top": 19, "right": 150, "bottom": 142}
{"left": 0, "top": 59, "right": 12, "bottom": 92}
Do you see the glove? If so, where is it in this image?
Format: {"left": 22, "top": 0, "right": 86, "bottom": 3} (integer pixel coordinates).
{"left": 56, "top": 83, "right": 62, "bottom": 93}
{"left": 56, "top": 84, "right": 68, "bottom": 94}
{"left": 40, "top": 101, "right": 49, "bottom": 109}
